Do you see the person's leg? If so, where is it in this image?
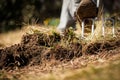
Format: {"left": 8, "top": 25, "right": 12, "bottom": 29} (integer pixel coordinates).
{"left": 57, "top": 0, "right": 81, "bottom": 34}
{"left": 57, "top": 0, "right": 71, "bottom": 33}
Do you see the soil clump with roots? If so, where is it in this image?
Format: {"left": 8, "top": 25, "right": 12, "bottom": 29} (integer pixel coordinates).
{"left": 0, "top": 30, "right": 120, "bottom": 70}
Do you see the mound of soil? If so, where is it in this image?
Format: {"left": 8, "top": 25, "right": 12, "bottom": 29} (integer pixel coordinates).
{"left": 0, "top": 33, "right": 120, "bottom": 70}
{"left": 0, "top": 34, "right": 46, "bottom": 69}
{"left": 84, "top": 40, "right": 120, "bottom": 54}
{"left": 0, "top": 33, "right": 82, "bottom": 70}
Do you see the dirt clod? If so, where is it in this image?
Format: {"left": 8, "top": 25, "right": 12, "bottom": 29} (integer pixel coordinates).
{"left": 0, "top": 32, "right": 119, "bottom": 70}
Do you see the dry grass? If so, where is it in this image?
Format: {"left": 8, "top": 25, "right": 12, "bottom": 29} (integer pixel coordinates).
{"left": 0, "top": 24, "right": 56, "bottom": 49}
{"left": 1, "top": 52, "right": 120, "bottom": 80}
{"left": 0, "top": 29, "right": 24, "bottom": 48}
{"left": 0, "top": 18, "right": 120, "bottom": 80}
{"left": 0, "top": 18, "right": 119, "bottom": 48}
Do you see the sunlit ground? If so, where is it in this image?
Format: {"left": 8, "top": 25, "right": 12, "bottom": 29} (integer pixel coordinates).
{"left": 0, "top": 18, "right": 119, "bottom": 48}
{"left": 0, "top": 18, "right": 120, "bottom": 80}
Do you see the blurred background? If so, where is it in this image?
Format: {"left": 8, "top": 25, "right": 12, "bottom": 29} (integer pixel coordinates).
{"left": 0, "top": 0, "right": 120, "bottom": 33}
{"left": 0, "top": 0, "right": 62, "bottom": 33}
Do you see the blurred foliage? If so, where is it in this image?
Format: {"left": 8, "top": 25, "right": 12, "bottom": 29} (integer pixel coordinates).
{"left": 0, "top": 0, "right": 119, "bottom": 33}
{"left": 43, "top": 18, "right": 60, "bottom": 26}
{"left": 0, "top": 0, "right": 62, "bottom": 32}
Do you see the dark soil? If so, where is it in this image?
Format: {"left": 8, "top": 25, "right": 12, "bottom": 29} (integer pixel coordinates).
{"left": 0, "top": 33, "right": 120, "bottom": 70}
{"left": 84, "top": 40, "right": 120, "bottom": 54}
